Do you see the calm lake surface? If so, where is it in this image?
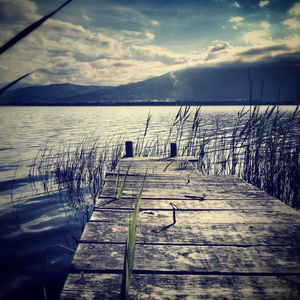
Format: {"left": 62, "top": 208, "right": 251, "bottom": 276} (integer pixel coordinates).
{"left": 0, "top": 105, "right": 296, "bottom": 300}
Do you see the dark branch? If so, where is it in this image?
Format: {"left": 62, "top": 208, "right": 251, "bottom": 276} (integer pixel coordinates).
{"left": 0, "top": 71, "right": 36, "bottom": 96}
{"left": 0, "top": 0, "right": 72, "bottom": 55}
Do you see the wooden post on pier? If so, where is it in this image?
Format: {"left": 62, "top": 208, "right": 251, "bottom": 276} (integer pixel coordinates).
{"left": 170, "top": 142, "right": 177, "bottom": 157}
{"left": 124, "top": 141, "right": 133, "bottom": 157}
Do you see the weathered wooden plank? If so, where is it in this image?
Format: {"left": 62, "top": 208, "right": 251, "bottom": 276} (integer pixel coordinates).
{"left": 101, "top": 181, "right": 272, "bottom": 200}
{"left": 114, "top": 163, "right": 196, "bottom": 173}
{"left": 105, "top": 176, "right": 259, "bottom": 191}
{"left": 96, "top": 198, "right": 289, "bottom": 211}
{"left": 120, "top": 157, "right": 198, "bottom": 162}
{"left": 71, "top": 243, "right": 300, "bottom": 274}
{"left": 106, "top": 172, "right": 247, "bottom": 184}
{"left": 113, "top": 160, "right": 200, "bottom": 176}
{"left": 90, "top": 209, "right": 300, "bottom": 224}
{"left": 60, "top": 274, "right": 300, "bottom": 300}
{"left": 100, "top": 190, "right": 272, "bottom": 200}
{"left": 81, "top": 221, "right": 300, "bottom": 246}
{"left": 104, "top": 179, "right": 261, "bottom": 191}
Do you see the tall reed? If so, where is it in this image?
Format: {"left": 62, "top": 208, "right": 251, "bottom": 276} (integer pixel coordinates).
{"left": 30, "top": 138, "right": 123, "bottom": 208}
{"left": 31, "top": 105, "right": 299, "bottom": 208}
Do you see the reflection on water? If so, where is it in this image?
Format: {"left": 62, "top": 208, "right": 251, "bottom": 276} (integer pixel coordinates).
{"left": 0, "top": 105, "right": 297, "bottom": 299}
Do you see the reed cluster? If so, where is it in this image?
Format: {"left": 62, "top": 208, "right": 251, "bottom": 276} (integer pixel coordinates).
{"left": 163, "top": 105, "right": 299, "bottom": 208}
{"left": 30, "top": 105, "right": 299, "bottom": 208}
{"left": 30, "top": 137, "right": 123, "bottom": 208}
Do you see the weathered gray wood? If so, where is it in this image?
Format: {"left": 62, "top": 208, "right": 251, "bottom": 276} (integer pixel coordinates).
{"left": 90, "top": 209, "right": 300, "bottom": 224}
{"left": 81, "top": 221, "right": 300, "bottom": 246}
{"left": 104, "top": 177, "right": 260, "bottom": 190}
{"left": 113, "top": 158, "right": 200, "bottom": 175}
{"left": 106, "top": 172, "right": 247, "bottom": 184}
{"left": 71, "top": 243, "right": 300, "bottom": 274}
{"left": 60, "top": 274, "right": 300, "bottom": 300}
{"left": 61, "top": 157, "right": 300, "bottom": 299}
{"left": 96, "top": 198, "right": 292, "bottom": 210}
{"left": 100, "top": 181, "right": 272, "bottom": 200}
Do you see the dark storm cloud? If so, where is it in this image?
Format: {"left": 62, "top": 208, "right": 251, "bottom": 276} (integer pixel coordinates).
{"left": 210, "top": 42, "right": 229, "bottom": 52}
{"left": 258, "top": 51, "right": 300, "bottom": 65}
{"left": 239, "top": 45, "right": 291, "bottom": 57}
{"left": 213, "top": 50, "right": 300, "bottom": 68}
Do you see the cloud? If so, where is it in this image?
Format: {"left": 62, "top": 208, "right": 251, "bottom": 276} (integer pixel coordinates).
{"left": 229, "top": 16, "right": 244, "bottom": 23}
{"left": 253, "top": 51, "right": 300, "bottom": 65}
{"left": 0, "top": 29, "right": 14, "bottom": 44}
{"left": 284, "top": 3, "right": 300, "bottom": 30}
{"left": 283, "top": 33, "right": 300, "bottom": 48}
{"left": 283, "top": 18, "right": 300, "bottom": 29}
{"left": 243, "top": 30, "right": 270, "bottom": 45}
{"left": 209, "top": 42, "right": 230, "bottom": 52}
{"left": 1, "top": 0, "right": 300, "bottom": 88}
{"left": 127, "top": 45, "right": 190, "bottom": 65}
{"left": 229, "top": 16, "right": 244, "bottom": 30}
{"left": 0, "top": 0, "right": 39, "bottom": 21}
{"left": 0, "top": 8, "right": 190, "bottom": 87}
{"left": 89, "top": 58, "right": 182, "bottom": 85}
{"left": 109, "top": 30, "right": 155, "bottom": 45}
{"left": 261, "top": 21, "right": 271, "bottom": 29}
{"left": 205, "top": 41, "right": 231, "bottom": 61}
{"left": 234, "top": 32, "right": 300, "bottom": 64}
{"left": 112, "top": 5, "right": 160, "bottom": 27}
{"left": 151, "top": 19, "right": 160, "bottom": 26}
{"left": 205, "top": 53, "right": 216, "bottom": 61}
{"left": 288, "top": 3, "right": 300, "bottom": 16}
{"left": 42, "top": 19, "right": 86, "bottom": 36}
{"left": 233, "top": 2, "right": 240, "bottom": 8}
{"left": 82, "top": 15, "right": 91, "bottom": 22}
{"left": 238, "top": 45, "right": 290, "bottom": 57}
{"left": 259, "top": 1, "right": 270, "bottom": 8}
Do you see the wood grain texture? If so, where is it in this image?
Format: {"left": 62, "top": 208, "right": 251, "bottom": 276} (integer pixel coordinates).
{"left": 60, "top": 274, "right": 300, "bottom": 300}
{"left": 105, "top": 173, "right": 246, "bottom": 184}
{"left": 100, "top": 181, "right": 272, "bottom": 200}
{"left": 81, "top": 221, "right": 300, "bottom": 246}
{"left": 71, "top": 243, "right": 300, "bottom": 274}
{"left": 89, "top": 209, "right": 300, "bottom": 225}
{"left": 96, "top": 197, "right": 293, "bottom": 210}
{"left": 60, "top": 157, "right": 300, "bottom": 299}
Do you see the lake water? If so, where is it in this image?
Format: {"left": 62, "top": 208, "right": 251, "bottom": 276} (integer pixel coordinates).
{"left": 0, "top": 105, "right": 297, "bottom": 300}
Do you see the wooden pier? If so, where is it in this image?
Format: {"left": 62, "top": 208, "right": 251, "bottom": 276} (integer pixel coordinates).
{"left": 60, "top": 156, "right": 300, "bottom": 299}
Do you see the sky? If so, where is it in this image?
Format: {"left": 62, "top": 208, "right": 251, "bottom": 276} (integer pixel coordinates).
{"left": 0, "top": 0, "right": 299, "bottom": 87}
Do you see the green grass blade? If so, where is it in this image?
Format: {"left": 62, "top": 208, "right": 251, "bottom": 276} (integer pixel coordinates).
{"left": 116, "top": 167, "right": 129, "bottom": 200}
{"left": 121, "top": 174, "right": 146, "bottom": 299}
{"left": 115, "top": 168, "right": 120, "bottom": 196}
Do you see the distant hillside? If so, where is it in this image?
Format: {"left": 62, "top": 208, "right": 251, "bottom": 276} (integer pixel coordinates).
{"left": 173, "top": 65, "right": 300, "bottom": 104}
{"left": 1, "top": 64, "right": 300, "bottom": 105}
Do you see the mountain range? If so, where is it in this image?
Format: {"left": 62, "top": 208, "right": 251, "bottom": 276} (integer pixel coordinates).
{"left": 1, "top": 64, "right": 300, "bottom": 105}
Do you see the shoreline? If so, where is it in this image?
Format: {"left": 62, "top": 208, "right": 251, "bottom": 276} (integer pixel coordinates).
{"left": 0, "top": 101, "right": 299, "bottom": 106}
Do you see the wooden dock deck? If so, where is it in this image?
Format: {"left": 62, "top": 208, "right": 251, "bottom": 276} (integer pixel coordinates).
{"left": 60, "top": 157, "right": 300, "bottom": 299}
